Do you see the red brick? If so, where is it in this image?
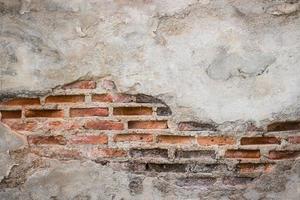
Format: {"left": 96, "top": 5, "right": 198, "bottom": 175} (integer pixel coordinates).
{"left": 128, "top": 120, "right": 168, "bottom": 129}
{"left": 62, "top": 80, "right": 96, "bottom": 89}
{"left": 84, "top": 120, "right": 124, "bottom": 130}
{"left": 69, "top": 135, "right": 108, "bottom": 144}
{"left": 1, "top": 119, "right": 38, "bottom": 131}
{"left": 240, "top": 137, "right": 280, "bottom": 145}
{"left": 197, "top": 136, "right": 235, "bottom": 145}
{"left": 28, "top": 135, "right": 66, "bottom": 145}
{"left": 157, "top": 135, "right": 195, "bottom": 144}
{"left": 268, "top": 150, "right": 300, "bottom": 160}
{"left": 91, "top": 148, "right": 127, "bottom": 158}
{"left": 47, "top": 121, "right": 63, "bottom": 129}
{"left": 92, "top": 93, "right": 135, "bottom": 103}
{"left": 45, "top": 95, "right": 85, "bottom": 103}
{"left": 288, "top": 136, "right": 300, "bottom": 144}
{"left": 237, "top": 163, "right": 274, "bottom": 174}
{"left": 225, "top": 150, "right": 260, "bottom": 159}
{"left": 42, "top": 120, "right": 82, "bottom": 131}
{"left": 1, "top": 110, "right": 22, "bottom": 119}
{"left": 113, "top": 107, "right": 152, "bottom": 115}
{"left": 0, "top": 98, "right": 40, "bottom": 106}
{"left": 70, "top": 108, "right": 108, "bottom": 117}
{"left": 114, "top": 133, "right": 153, "bottom": 142}
{"left": 25, "top": 109, "right": 64, "bottom": 118}
{"left": 92, "top": 94, "right": 113, "bottom": 102}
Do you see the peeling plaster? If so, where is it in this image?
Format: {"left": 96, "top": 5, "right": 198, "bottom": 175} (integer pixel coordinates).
{"left": 0, "top": 0, "right": 299, "bottom": 123}
{"left": 0, "top": 1, "right": 300, "bottom": 198}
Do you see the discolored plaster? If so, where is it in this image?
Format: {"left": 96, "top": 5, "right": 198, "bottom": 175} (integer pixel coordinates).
{"left": 0, "top": 0, "right": 300, "bottom": 199}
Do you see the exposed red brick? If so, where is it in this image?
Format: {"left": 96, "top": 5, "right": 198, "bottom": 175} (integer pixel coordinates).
{"left": 268, "top": 150, "right": 300, "bottom": 160}
{"left": 36, "top": 120, "right": 81, "bottom": 132}
{"left": 267, "top": 121, "right": 300, "bottom": 132}
{"left": 114, "top": 133, "right": 153, "bottom": 142}
{"left": 113, "top": 107, "right": 152, "bottom": 115}
{"left": 45, "top": 95, "right": 85, "bottom": 104}
{"left": 28, "top": 135, "right": 66, "bottom": 145}
{"left": 69, "top": 135, "right": 108, "bottom": 144}
{"left": 157, "top": 135, "right": 195, "bottom": 144}
{"left": 25, "top": 109, "right": 64, "bottom": 118}
{"left": 45, "top": 120, "right": 82, "bottom": 131}
{"left": 237, "top": 163, "right": 274, "bottom": 174}
{"left": 47, "top": 121, "right": 63, "bottom": 130}
{"left": 70, "top": 107, "right": 108, "bottom": 117}
{"left": 62, "top": 80, "right": 96, "bottom": 89}
{"left": 92, "top": 94, "right": 113, "bottom": 102}
{"left": 62, "top": 121, "right": 82, "bottom": 130}
{"left": 92, "top": 148, "right": 127, "bottom": 158}
{"left": 1, "top": 119, "right": 38, "bottom": 131}
{"left": 128, "top": 120, "right": 168, "bottom": 129}
{"left": 225, "top": 150, "right": 260, "bottom": 159}
{"left": 84, "top": 120, "right": 124, "bottom": 130}
{"left": 240, "top": 137, "right": 280, "bottom": 145}
{"left": 0, "top": 110, "right": 22, "bottom": 119}
{"left": 197, "top": 136, "right": 235, "bottom": 146}
{"left": 0, "top": 98, "right": 40, "bottom": 106}
{"left": 288, "top": 136, "right": 300, "bottom": 144}
{"left": 178, "top": 121, "right": 216, "bottom": 131}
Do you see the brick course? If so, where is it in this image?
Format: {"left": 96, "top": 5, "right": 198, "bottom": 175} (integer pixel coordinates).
{"left": 1, "top": 79, "right": 300, "bottom": 185}
{"left": 70, "top": 108, "right": 109, "bottom": 117}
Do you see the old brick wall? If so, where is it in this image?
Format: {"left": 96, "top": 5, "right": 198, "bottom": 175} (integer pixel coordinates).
{"left": 1, "top": 79, "right": 299, "bottom": 197}
{"left": 1, "top": 0, "right": 300, "bottom": 199}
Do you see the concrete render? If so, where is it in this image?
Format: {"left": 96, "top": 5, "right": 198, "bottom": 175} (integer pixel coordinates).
{"left": 0, "top": 0, "right": 300, "bottom": 199}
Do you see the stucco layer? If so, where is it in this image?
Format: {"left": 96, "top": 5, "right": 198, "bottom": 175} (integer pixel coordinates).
{"left": 1, "top": 1, "right": 300, "bottom": 199}
{"left": 1, "top": 0, "right": 300, "bottom": 123}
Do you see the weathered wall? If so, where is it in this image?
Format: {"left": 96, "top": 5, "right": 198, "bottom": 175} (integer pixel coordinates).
{"left": 0, "top": 79, "right": 299, "bottom": 200}
{"left": 0, "top": 0, "right": 300, "bottom": 199}
{"left": 1, "top": 0, "right": 300, "bottom": 123}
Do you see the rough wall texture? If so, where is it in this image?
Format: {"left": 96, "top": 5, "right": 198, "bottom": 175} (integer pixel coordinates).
{"left": 0, "top": 0, "right": 300, "bottom": 199}
{"left": 0, "top": 79, "right": 299, "bottom": 199}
